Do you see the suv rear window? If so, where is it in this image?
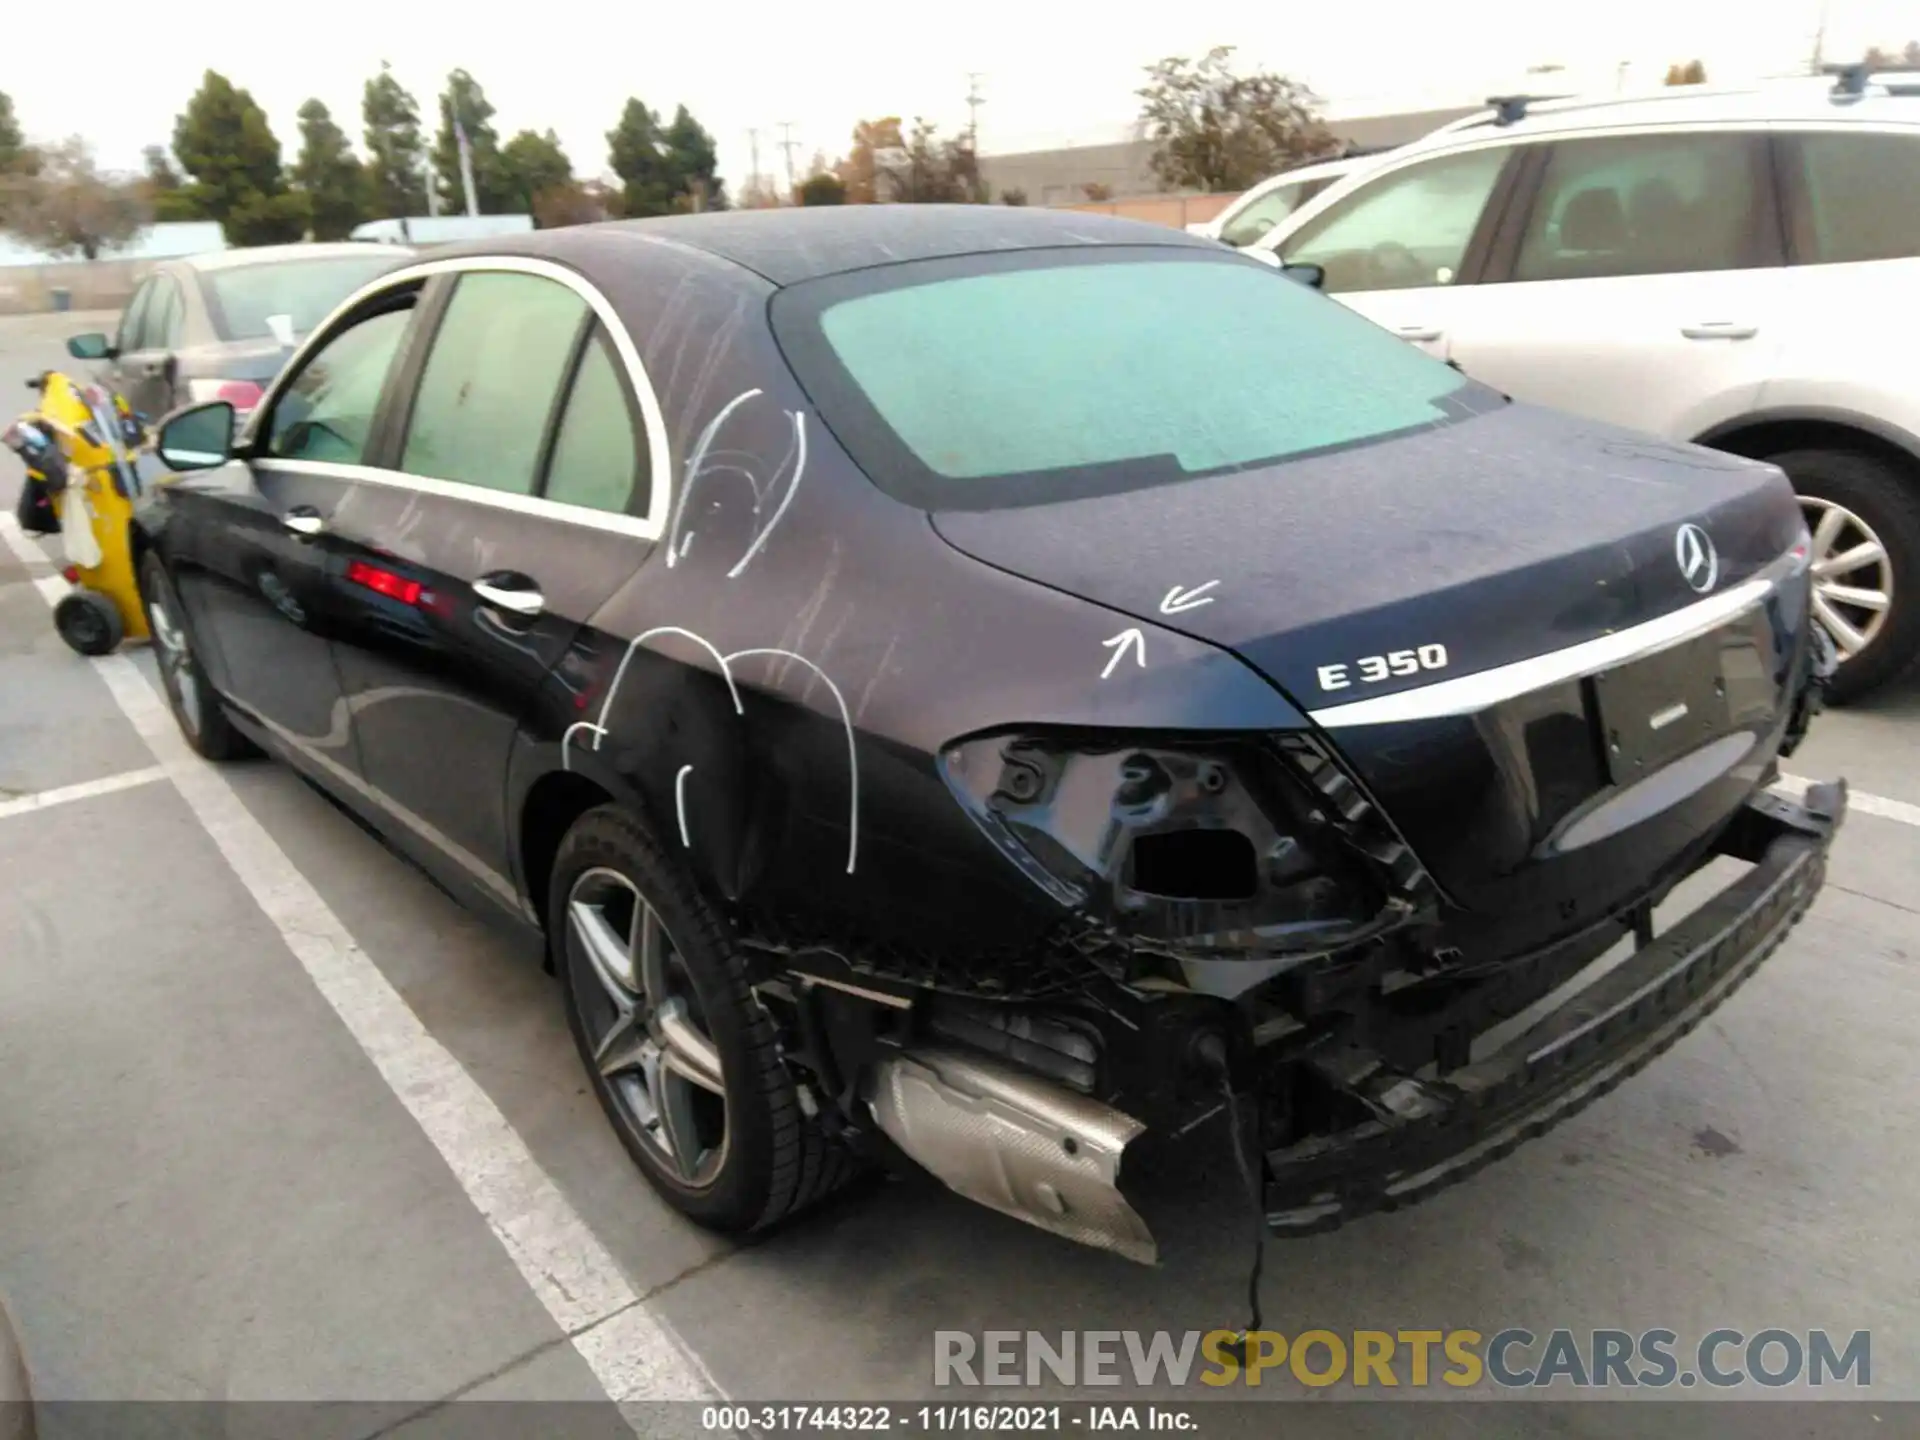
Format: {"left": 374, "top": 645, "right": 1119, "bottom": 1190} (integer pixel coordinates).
{"left": 772, "top": 248, "right": 1491, "bottom": 510}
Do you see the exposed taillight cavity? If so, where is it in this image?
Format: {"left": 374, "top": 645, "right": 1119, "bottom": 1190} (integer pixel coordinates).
{"left": 346, "top": 559, "right": 423, "bottom": 606}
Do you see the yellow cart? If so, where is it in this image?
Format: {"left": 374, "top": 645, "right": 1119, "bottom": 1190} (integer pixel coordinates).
{"left": 6, "top": 371, "right": 153, "bottom": 656}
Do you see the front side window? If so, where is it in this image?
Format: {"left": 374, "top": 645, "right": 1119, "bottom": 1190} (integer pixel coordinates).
{"left": 204, "top": 256, "right": 406, "bottom": 343}
{"left": 1789, "top": 130, "right": 1920, "bottom": 265}
{"left": 149, "top": 278, "right": 184, "bottom": 349}
{"left": 1513, "top": 132, "right": 1762, "bottom": 282}
{"left": 1218, "top": 181, "right": 1310, "bottom": 248}
{"left": 542, "top": 329, "right": 647, "bottom": 516}
{"left": 1278, "top": 147, "right": 1509, "bottom": 293}
{"left": 117, "top": 281, "right": 156, "bottom": 354}
{"left": 774, "top": 249, "right": 1491, "bottom": 510}
{"left": 400, "top": 271, "right": 588, "bottom": 497}
{"left": 265, "top": 304, "right": 414, "bottom": 465}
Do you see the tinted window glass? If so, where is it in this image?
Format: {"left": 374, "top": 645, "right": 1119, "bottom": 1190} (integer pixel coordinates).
{"left": 117, "top": 281, "right": 156, "bottom": 353}
{"left": 777, "top": 250, "right": 1486, "bottom": 509}
{"left": 1793, "top": 131, "right": 1920, "bottom": 265}
{"left": 266, "top": 305, "right": 413, "bottom": 464}
{"left": 1514, "top": 132, "right": 1759, "bottom": 281}
{"left": 150, "top": 278, "right": 184, "bottom": 348}
{"left": 543, "top": 329, "right": 645, "bottom": 515}
{"left": 401, "top": 271, "right": 586, "bottom": 496}
{"left": 203, "top": 256, "right": 403, "bottom": 342}
{"left": 1279, "top": 147, "right": 1507, "bottom": 292}
{"left": 1218, "top": 181, "right": 1311, "bottom": 248}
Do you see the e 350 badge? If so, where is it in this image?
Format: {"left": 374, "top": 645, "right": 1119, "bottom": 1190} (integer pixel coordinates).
{"left": 1317, "top": 643, "right": 1451, "bottom": 692}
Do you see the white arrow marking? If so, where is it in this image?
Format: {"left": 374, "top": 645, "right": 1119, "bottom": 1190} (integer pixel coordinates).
{"left": 1160, "top": 580, "right": 1220, "bottom": 615}
{"left": 1100, "top": 628, "right": 1147, "bottom": 679}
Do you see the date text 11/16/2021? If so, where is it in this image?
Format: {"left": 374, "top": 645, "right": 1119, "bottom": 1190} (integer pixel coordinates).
{"left": 700, "top": 1406, "right": 1196, "bottom": 1432}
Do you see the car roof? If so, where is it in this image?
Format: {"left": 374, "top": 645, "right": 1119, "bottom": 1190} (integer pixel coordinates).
{"left": 423, "top": 205, "right": 1223, "bottom": 287}
{"left": 182, "top": 242, "right": 417, "bottom": 273}
{"left": 1410, "top": 75, "right": 1920, "bottom": 153}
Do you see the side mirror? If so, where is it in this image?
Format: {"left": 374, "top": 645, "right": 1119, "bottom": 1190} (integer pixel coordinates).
{"left": 66, "top": 332, "right": 113, "bottom": 361}
{"left": 156, "top": 401, "right": 236, "bottom": 472}
{"left": 1281, "top": 262, "right": 1326, "bottom": 290}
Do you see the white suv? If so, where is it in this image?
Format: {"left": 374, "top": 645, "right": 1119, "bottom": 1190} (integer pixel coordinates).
{"left": 1254, "top": 74, "right": 1920, "bottom": 701}
{"left": 1187, "top": 154, "right": 1372, "bottom": 248}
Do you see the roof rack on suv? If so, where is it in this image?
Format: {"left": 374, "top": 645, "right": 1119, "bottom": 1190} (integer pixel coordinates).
{"left": 1823, "top": 62, "right": 1920, "bottom": 99}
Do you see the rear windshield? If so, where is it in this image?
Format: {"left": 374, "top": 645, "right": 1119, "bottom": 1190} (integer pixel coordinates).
{"left": 771, "top": 247, "right": 1492, "bottom": 510}
{"left": 203, "top": 255, "right": 403, "bottom": 343}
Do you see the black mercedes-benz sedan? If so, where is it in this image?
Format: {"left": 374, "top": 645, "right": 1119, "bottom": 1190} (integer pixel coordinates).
{"left": 130, "top": 205, "right": 1845, "bottom": 1264}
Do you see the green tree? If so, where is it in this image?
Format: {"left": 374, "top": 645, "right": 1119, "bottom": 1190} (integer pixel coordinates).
{"left": 431, "top": 69, "right": 514, "bottom": 213}
{"left": 140, "top": 144, "right": 201, "bottom": 221}
{"left": 890, "top": 118, "right": 986, "bottom": 203}
{"left": 500, "top": 128, "right": 573, "bottom": 217}
{"left": 998, "top": 187, "right": 1029, "bottom": 206}
{"left": 0, "top": 137, "right": 148, "bottom": 259}
{"left": 607, "top": 98, "right": 674, "bottom": 216}
{"left": 293, "top": 99, "right": 369, "bottom": 240}
{"left": 362, "top": 61, "right": 426, "bottom": 218}
{"left": 1136, "top": 45, "right": 1334, "bottom": 192}
{"left": 660, "top": 104, "right": 726, "bottom": 211}
{"left": 795, "top": 171, "right": 845, "bottom": 205}
{"left": 172, "top": 70, "right": 309, "bottom": 244}
{"left": 0, "top": 91, "right": 30, "bottom": 177}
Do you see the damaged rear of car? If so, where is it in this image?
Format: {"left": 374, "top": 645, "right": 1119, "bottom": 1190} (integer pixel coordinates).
{"left": 751, "top": 231, "right": 1845, "bottom": 1259}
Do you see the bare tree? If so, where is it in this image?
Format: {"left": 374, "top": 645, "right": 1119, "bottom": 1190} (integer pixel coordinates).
{"left": 0, "top": 136, "right": 149, "bottom": 259}
{"left": 1136, "top": 45, "right": 1334, "bottom": 193}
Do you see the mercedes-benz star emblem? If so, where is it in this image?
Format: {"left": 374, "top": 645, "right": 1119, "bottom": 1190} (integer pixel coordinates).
{"left": 1675, "top": 523, "right": 1718, "bottom": 594}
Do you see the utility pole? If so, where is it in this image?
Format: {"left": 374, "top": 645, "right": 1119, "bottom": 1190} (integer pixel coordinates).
{"left": 965, "top": 73, "right": 986, "bottom": 153}
{"left": 1809, "top": 0, "right": 1832, "bottom": 73}
{"left": 748, "top": 127, "right": 763, "bottom": 203}
{"left": 776, "top": 122, "right": 800, "bottom": 198}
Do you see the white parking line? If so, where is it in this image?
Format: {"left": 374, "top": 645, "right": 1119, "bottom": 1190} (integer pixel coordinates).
{"left": 0, "top": 765, "right": 167, "bottom": 822}
{"left": 0, "top": 513, "right": 725, "bottom": 1414}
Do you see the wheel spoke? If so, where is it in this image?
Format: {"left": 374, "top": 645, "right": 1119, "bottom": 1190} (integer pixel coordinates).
{"left": 570, "top": 894, "right": 637, "bottom": 998}
{"left": 643, "top": 1048, "right": 706, "bottom": 1180}
{"left": 1814, "top": 594, "right": 1870, "bottom": 657}
{"left": 593, "top": 1008, "right": 651, "bottom": 1078}
{"left": 1809, "top": 503, "right": 1849, "bottom": 559}
{"left": 632, "top": 899, "right": 667, "bottom": 1007}
{"left": 1814, "top": 539, "right": 1886, "bottom": 579}
{"left": 1818, "top": 581, "right": 1890, "bottom": 613}
{"left": 657, "top": 997, "right": 725, "bottom": 1095}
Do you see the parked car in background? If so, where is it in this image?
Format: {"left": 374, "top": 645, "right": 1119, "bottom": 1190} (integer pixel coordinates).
{"left": 130, "top": 207, "right": 1838, "bottom": 1263}
{"left": 63, "top": 242, "right": 418, "bottom": 426}
{"left": 1187, "top": 154, "right": 1371, "bottom": 248}
{"left": 1252, "top": 70, "right": 1920, "bottom": 701}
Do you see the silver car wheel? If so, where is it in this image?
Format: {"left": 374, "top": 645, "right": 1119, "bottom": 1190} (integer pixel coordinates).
{"left": 146, "top": 590, "right": 202, "bottom": 737}
{"left": 1802, "top": 495, "right": 1894, "bottom": 662}
{"left": 565, "top": 866, "right": 729, "bottom": 1188}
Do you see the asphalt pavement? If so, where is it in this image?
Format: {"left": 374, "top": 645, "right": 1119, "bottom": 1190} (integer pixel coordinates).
{"left": 2, "top": 310, "right": 1918, "bottom": 1435}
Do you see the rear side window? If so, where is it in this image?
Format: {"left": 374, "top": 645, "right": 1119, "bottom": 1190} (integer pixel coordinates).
{"left": 401, "top": 271, "right": 588, "bottom": 496}
{"left": 1513, "top": 132, "right": 1765, "bottom": 281}
{"left": 1789, "top": 131, "right": 1920, "bottom": 265}
{"left": 774, "top": 249, "right": 1490, "bottom": 510}
{"left": 542, "top": 328, "right": 647, "bottom": 516}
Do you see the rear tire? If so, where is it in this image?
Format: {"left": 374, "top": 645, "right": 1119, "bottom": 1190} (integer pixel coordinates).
{"left": 53, "top": 588, "right": 123, "bottom": 656}
{"left": 1772, "top": 446, "right": 1920, "bottom": 704}
{"left": 549, "top": 805, "right": 857, "bottom": 1233}
{"left": 137, "top": 552, "right": 257, "bottom": 761}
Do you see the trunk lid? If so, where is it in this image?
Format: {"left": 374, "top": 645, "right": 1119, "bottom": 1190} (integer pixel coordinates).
{"left": 931, "top": 403, "right": 1809, "bottom": 924}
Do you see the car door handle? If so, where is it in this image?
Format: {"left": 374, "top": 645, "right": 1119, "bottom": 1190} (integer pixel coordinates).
{"left": 1680, "top": 322, "right": 1758, "bottom": 340}
{"left": 282, "top": 506, "right": 327, "bottom": 537}
{"left": 1393, "top": 325, "right": 1444, "bottom": 343}
{"left": 472, "top": 575, "right": 545, "bottom": 616}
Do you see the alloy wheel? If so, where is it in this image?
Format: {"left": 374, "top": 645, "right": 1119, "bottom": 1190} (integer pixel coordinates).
{"left": 565, "top": 867, "right": 729, "bottom": 1187}
{"left": 146, "top": 589, "right": 202, "bottom": 737}
{"left": 1801, "top": 496, "right": 1894, "bottom": 663}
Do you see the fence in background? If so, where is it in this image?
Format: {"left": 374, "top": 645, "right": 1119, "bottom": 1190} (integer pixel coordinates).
{"left": 0, "top": 259, "right": 150, "bottom": 316}
{"left": 1050, "top": 191, "right": 1245, "bottom": 228}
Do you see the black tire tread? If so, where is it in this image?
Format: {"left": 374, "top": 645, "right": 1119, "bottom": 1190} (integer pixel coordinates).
{"left": 1771, "top": 445, "right": 1920, "bottom": 704}
{"left": 554, "top": 806, "right": 858, "bottom": 1231}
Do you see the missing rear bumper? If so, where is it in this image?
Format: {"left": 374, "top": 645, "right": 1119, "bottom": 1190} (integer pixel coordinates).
{"left": 1263, "top": 779, "right": 1848, "bottom": 1234}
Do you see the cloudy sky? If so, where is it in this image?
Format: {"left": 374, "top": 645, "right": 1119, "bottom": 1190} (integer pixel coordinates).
{"left": 8, "top": 0, "right": 1916, "bottom": 194}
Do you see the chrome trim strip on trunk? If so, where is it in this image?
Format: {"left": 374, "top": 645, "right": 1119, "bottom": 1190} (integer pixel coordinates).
{"left": 1308, "top": 561, "right": 1796, "bottom": 731}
